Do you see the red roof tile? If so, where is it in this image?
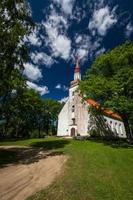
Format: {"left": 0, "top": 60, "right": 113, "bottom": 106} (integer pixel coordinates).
{"left": 84, "top": 98, "right": 122, "bottom": 121}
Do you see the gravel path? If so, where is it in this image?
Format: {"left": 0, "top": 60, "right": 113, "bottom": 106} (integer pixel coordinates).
{"left": 0, "top": 146, "right": 67, "bottom": 200}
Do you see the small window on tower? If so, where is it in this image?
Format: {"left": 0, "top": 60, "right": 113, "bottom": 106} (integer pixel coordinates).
{"left": 72, "top": 91, "right": 75, "bottom": 96}
{"left": 72, "top": 118, "right": 75, "bottom": 125}
{"left": 72, "top": 105, "right": 75, "bottom": 112}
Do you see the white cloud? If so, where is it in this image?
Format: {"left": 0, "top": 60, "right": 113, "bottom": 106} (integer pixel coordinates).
{"left": 75, "top": 35, "right": 82, "bottom": 44}
{"left": 53, "top": 35, "right": 71, "bottom": 59}
{"left": 55, "top": 84, "right": 69, "bottom": 91}
{"left": 55, "top": 84, "right": 62, "bottom": 89}
{"left": 71, "top": 5, "right": 86, "bottom": 23}
{"left": 73, "top": 34, "right": 102, "bottom": 61}
{"left": 125, "top": 23, "right": 133, "bottom": 38}
{"left": 77, "top": 49, "right": 88, "bottom": 59}
{"left": 59, "top": 97, "right": 68, "bottom": 103}
{"left": 30, "top": 52, "right": 54, "bottom": 67}
{"left": 95, "top": 47, "right": 106, "bottom": 56}
{"left": 24, "top": 28, "right": 41, "bottom": 46}
{"left": 89, "top": 6, "right": 117, "bottom": 36}
{"left": 24, "top": 63, "right": 42, "bottom": 81}
{"left": 27, "top": 81, "right": 49, "bottom": 96}
{"left": 43, "top": 11, "right": 71, "bottom": 60}
{"left": 48, "top": 12, "right": 68, "bottom": 29}
{"left": 53, "top": 0, "right": 75, "bottom": 15}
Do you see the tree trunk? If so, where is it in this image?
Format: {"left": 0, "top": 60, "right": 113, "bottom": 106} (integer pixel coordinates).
{"left": 46, "top": 124, "right": 49, "bottom": 135}
{"left": 38, "top": 124, "right": 41, "bottom": 138}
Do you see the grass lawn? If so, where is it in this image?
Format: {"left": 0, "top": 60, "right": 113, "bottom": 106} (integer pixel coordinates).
{"left": 0, "top": 137, "right": 133, "bottom": 200}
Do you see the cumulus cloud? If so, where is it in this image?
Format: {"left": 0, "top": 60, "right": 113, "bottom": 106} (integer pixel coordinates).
{"left": 77, "top": 49, "right": 88, "bottom": 60}
{"left": 30, "top": 52, "right": 54, "bottom": 67}
{"left": 53, "top": 0, "right": 75, "bottom": 15}
{"left": 42, "top": 10, "right": 71, "bottom": 60}
{"left": 59, "top": 96, "right": 68, "bottom": 103}
{"left": 52, "top": 35, "right": 71, "bottom": 59}
{"left": 24, "top": 28, "right": 41, "bottom": 46}
{"left": 24, "top": 63, "right": 42, "bottom": 81}
{"left": 125, "top": 22, "right": 133, "bottom": 38}
{"left": 40, "top": 0, "right": 119, "bottom": 64}
{"left": 55, "top": 84, "right": 69, "bottom": 91}
{"left": 27, "top": 81, "right": 49, "bottom": 96}
{"left": 73, "top": 34, "right": 102, "bottom": 61}
{"left": 89, "top": 6, "right": 117, "bottom": 36}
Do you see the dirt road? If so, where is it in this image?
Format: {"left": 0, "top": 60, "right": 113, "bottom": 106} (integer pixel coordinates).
{"left": 0, "top": 146, "right": 67, "bottom": 200}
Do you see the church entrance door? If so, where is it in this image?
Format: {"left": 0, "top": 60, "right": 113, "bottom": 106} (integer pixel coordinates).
{"left": 71, "top": 128, "right": 75, "bottom": 137}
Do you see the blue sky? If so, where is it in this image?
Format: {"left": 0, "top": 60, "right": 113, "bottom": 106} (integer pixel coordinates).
{"left": 24, "top": 0, "right": 133, "bottom": 102}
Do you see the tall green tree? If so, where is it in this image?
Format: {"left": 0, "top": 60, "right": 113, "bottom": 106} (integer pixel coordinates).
{"left": 0, "top": 0, "right": 34, "bottom": 105}
{"left": 79, "top": 42, "right": 133, "bottom": 139}
{"left": 42, "top": 99, "right": 62, "bottom": 135}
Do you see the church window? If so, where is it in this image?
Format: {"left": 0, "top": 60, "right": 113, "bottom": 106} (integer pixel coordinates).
{"left": 110, "top": 121, "right": 112, "bottom": 124}
{"left": 72, "top": 105, "right": 75, "bottom": 112}
{"left": 72, "top": 91, "right": 75, "bottom": 96}
{"left": 72, "top": 118, "right": 75, "bottom": 125}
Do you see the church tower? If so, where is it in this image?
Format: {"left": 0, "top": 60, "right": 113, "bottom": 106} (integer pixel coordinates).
{"left": 69, "top": 58, "right": 81, "bottom": 98}
{"left": 74, "top": 58, "right": 81, "bottom": 81}
{"left": 70, "top": 58, "right": 81, "bottom": 91}
{"left": 67, "top": 58, "right": 82, "bottom": 136}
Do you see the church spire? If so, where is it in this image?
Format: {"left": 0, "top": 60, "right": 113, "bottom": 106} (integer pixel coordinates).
{"left": 74, "top": 58, "right": 81, "bottom": 81}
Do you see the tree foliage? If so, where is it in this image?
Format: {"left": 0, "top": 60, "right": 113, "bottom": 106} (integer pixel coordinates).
{"left": 0, "top": 88, "right": 62, "bottom": 138}
{"left": 79, "top": 42, "right": 133, "bottom": 139}
{"left": 0, "top": 1, "right": 62, "bottom": 138}
{"left": 0, "top": 0, "right": 34, "bottom": 103}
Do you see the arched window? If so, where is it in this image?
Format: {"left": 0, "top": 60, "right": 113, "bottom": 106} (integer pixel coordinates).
{"left": 72, "top": 105, "right": 75, "bottom": 112}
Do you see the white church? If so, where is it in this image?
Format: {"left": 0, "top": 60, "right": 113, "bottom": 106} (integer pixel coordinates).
{"left": 57, "top": 60, "right": 127, "bottom": 138}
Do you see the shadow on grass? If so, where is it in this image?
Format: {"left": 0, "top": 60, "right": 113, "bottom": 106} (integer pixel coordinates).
{"left": 30, "top": 139, "right": 70, "bottom": 150}
{"left": 0, "top": 139, "right": 70, "bottom": 168}
{"left": 88, "top": 137, "right": 133, "bottom": 148}
{"left": 0, "top": 150, "right": 17, "bottom": 167}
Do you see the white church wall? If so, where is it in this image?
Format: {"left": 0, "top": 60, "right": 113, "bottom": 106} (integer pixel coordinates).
{"left": 69, "top": 85, "right": 78, "bottom": 99}
{"left": 104, "top": 116, "right": 127, "bottom": 138}
{"left": 57, "top": 100, "right": 69, "bottom": 136}
{"left": 74, "top": 95, "right": 89, "bottom": 136}
{"left": 77, "top": 97, "right": 88, "bottom": 136}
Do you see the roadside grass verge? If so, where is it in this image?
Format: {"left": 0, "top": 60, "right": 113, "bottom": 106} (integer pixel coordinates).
{"left": 28, "top": 139, "right": 133, "bottom": 200}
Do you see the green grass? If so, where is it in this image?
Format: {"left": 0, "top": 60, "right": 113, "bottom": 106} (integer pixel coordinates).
{"left": 0, "top": 137, "right": 133, "bottom": 200}
{"left": 0, "top": 137, "right": 55, "bottom": 146}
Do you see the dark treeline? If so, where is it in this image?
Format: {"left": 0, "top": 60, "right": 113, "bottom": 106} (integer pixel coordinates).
{"left": 0, "top": 0, "right": 62, "bottom": 138}
{"left": 0, "top": 88, "right": 62, "bottom": 138}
